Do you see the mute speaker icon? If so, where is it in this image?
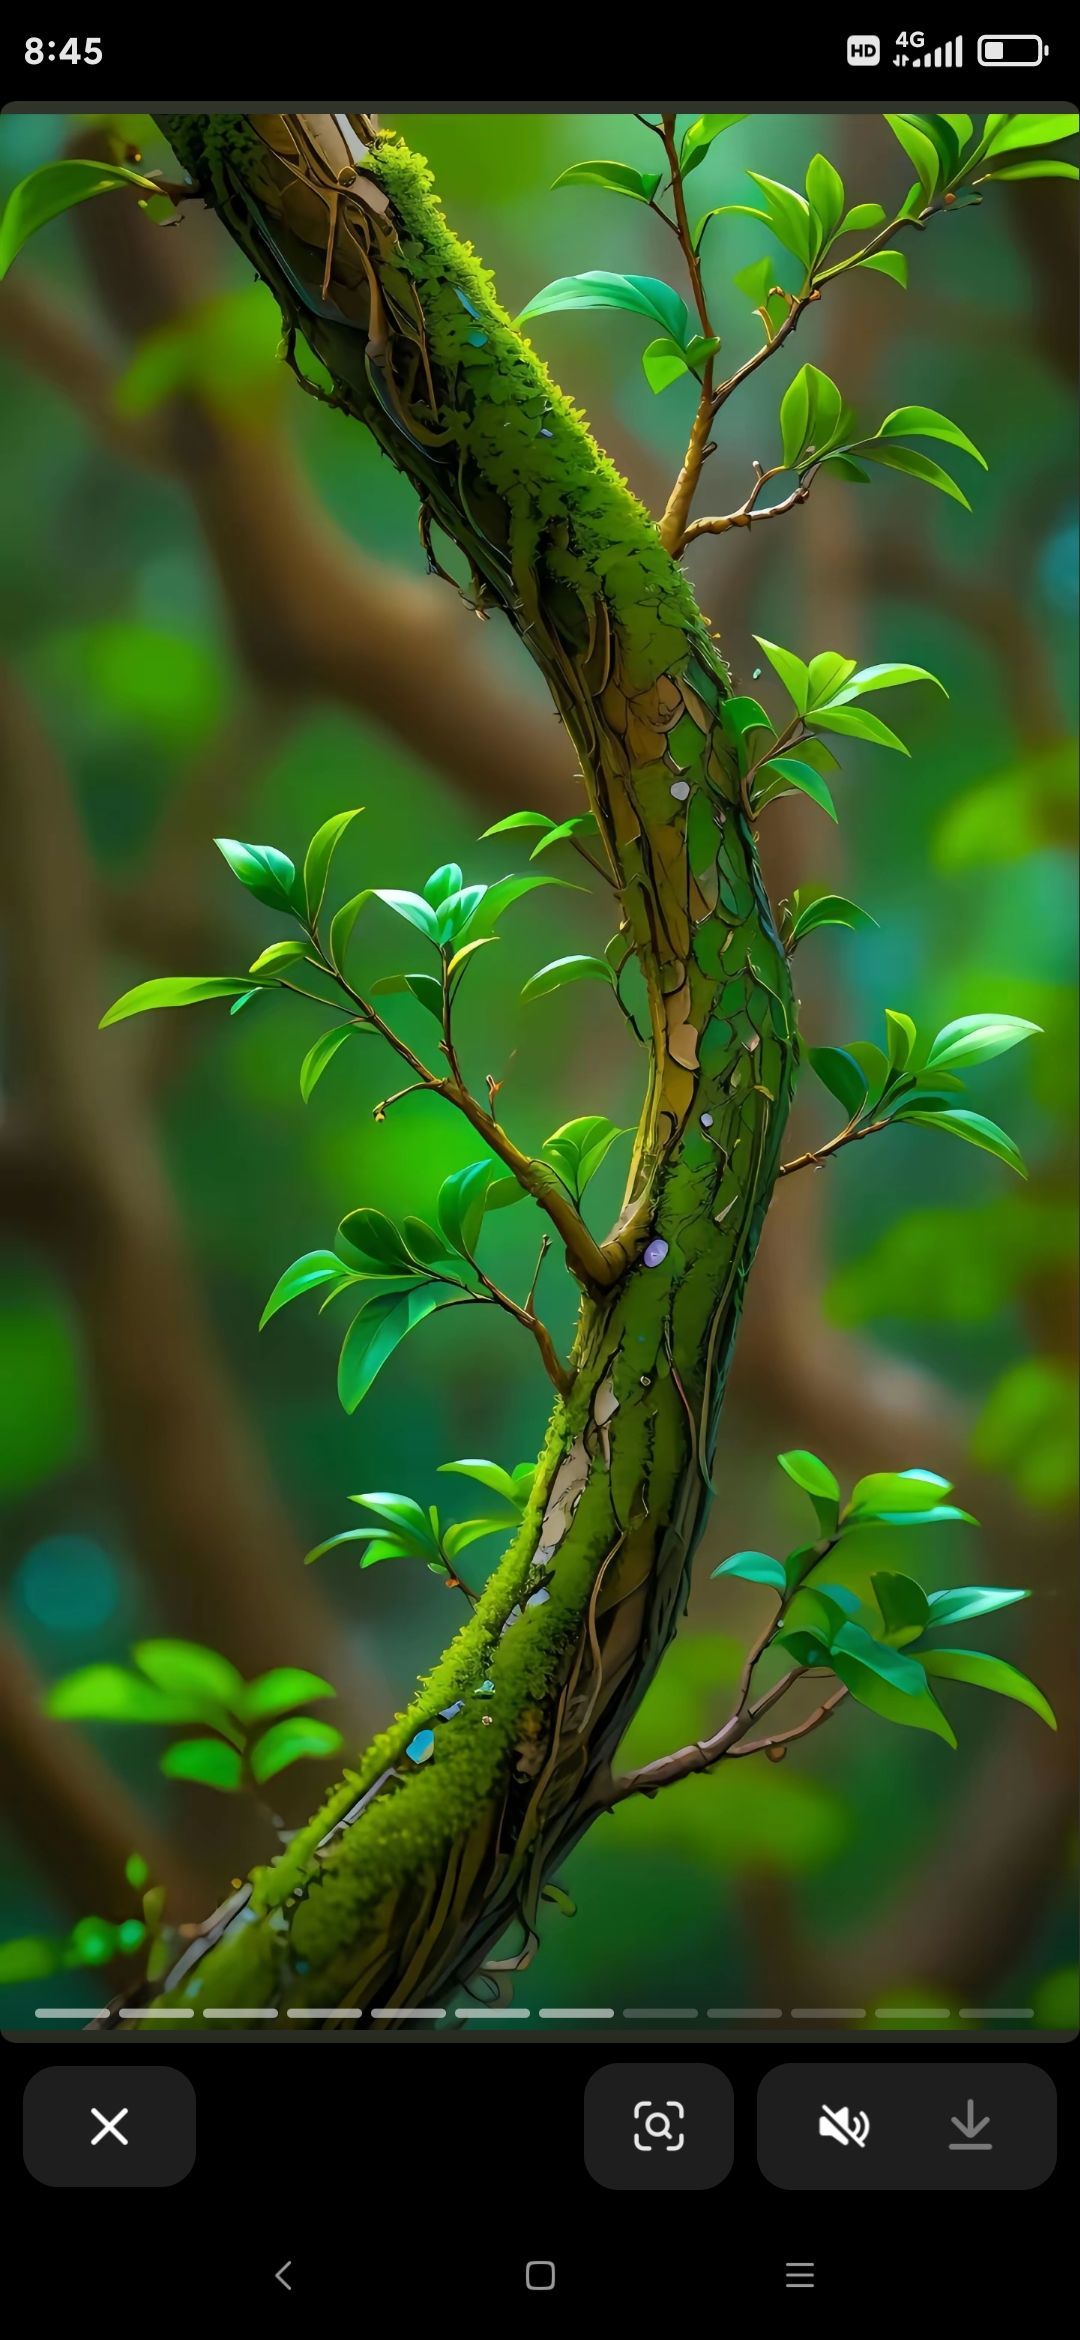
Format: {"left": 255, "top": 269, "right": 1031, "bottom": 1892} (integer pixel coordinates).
{"left": 819, "top": 2103, "right": 870, "bottom": 2148}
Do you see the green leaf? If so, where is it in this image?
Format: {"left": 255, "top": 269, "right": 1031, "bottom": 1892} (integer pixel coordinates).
{"left": 45, "top": 1666, "right": 199, "bottom": 1726}
{"left": 753, "top": 636, "right": 809, "bottom": 712}
{"left": 240, "top": 1668, "right": 336, "bottom": 1723}
{"left": 876, "top": 405, "right": 987, "bottom": 468}
{"left": 777, "top": 1448, "right": 840, "bottom": 1533}
{"left": 858, "top": 442, "right": 971, "bottom": 509}
{"left": 542, "top": 1115, "right": 628, "bottom": 1202}
{"left": 0, "top": 159, "right": 164, "bottom": 280}
{"left": 438, "top": 1458, "right": 522, "bottom": 1509}
{"left": 981, "top": 160, "right": 1079, "bottom": 182}
{"left": 845, "top": 1040, "right": 891, "bottom": 1105}
{"left": 856, "top": 251, "right": 908, "bottom": 288}
{"left": 300, "top": 1025, "right": 367, "bottom": 1102}
{"left": 447, "top": 937, "right": 499, "bottom": 979}
{"left": 443, "top": 1515, "right": 512, "bottom": 1561}
{"left": 260, "top": 1249, "right": 351, "bottom": 1328}
{"left": 248, "top": 939, "right": 309, "bottom": 974}
{"left": 806, "top": 652, "right": 857, "bottom": 706}
{"left": 349, "top": 1490, "right": 442, "bottom": 1554}
{"left": 830, "top": 1646, "right": 957, "bottom": 1745}
{"left": 884, "top": 115, "right": 940, "bottom": 201}
{"left": 461, "top": 871, "right": 576, "bottom": 939}
{"left": 982, "top": 113, "right": 1078, "bottom": 159}
{"left": 789, "top": 892, "right": 878, "bottom": 944}
{"left": 337, "top": 1287, "right": 451, "bottom": 1413}
{"left": 134, "top": 1640, "right": 244, "bottom": 1711}
{"left": 434, "top": 883, "right": 488, "bottom": 944}
{"left": 402, "top": 1216, "right": 457, "bottom": 1270}
{"left": 845, "top": 1468, "right": 951, "bottom": 1519}
{"left": 829, "top": 661, "right": 947, "bottom": 702}
{"left": 0, "top": 1936, "right": 64, "bottom": 1984}
{"left": 100, "top": 975, "right": 265, "bottom": 1027}
{"left": 679, "top": 114, "right": 747, "bottom": 175}
{"left": 927, "top": 1585, "right": 1031, "bottom": 1628}
{"left": 160, "top": 1738, "right": 244, "bottom": 1791}
{"left": 516, "top": 270, "right": 690, "bottom": 346}
{"left": 551, "top": 159, "right": 663, "bottom": 203}
{"left": 838, "top": 201, "right": 887, "bottom": 233}
{"left": 924, "top": 1013, "right": 1041, "bottom": 1071}
{"left": 125, "top": 1852, "right": 150, "bottom": 1891}
{"left": 214, "top": 837, "right": 302, "bottom": 916}
{"left": 807, "top": 702, "right": 911, "bottom": 753}
{"left": 746, "top": 172, "right": 814, "bottom": 265}
{"left": 806, "top": 153, "right": 845, "bottom": 249}
{"left": 774, "top": 1630, "right": 831, "bottom": 1668}
{"left": 778, "top": 371, "right": 811, "bottom": 470}
{"left": 885, "top": 1009, "right": 917, "bottom": 1072}
{"left": 438, "top": 1160, "right": 496, "bottom": 1258}
{"left": 303, "top": 808, "right": 362, "bottom": 924}
{"left": 480, "top": 810, "right": 553, "bottom": 837}
{"left": 712, "top": 1550, "right": 787, "bottom": 1591}
{"left": 371, "top": 888, "right": 442, "bottom": 944}
{"left": 871, "top": 1570, "right": 930, "bottom": 1645}
{"left": 250, "top": 1716, "right": 345, "bottom": 1783}
{"left": 336, "top": 1207, "right": 420, "bottom": 1278}
{"left": 528, "top": 814, "right": 600, "bottom": 861}
{"left": 922, "top": 1648, "right": 1056, "bottom": 1729}
{"left": 807, "top": 1045, "right": 868, "bottom": 1117}
{"left": 521, "top": 955, "right": 615, "bottom": 1003}
{"left": 304, "top": 1527, "right": 398, "bottom": 1566}
{"left": 642, "top": 336, "right": 691, "bottom": 394}
{"left": 755, "top": 757, "right": 837, "bottom": 821}
{"left": 328, "top": 889, "right": 371, "bottom": 971}
{"left": 899, "top": 1107, "right": 1027, "bottom": 1179}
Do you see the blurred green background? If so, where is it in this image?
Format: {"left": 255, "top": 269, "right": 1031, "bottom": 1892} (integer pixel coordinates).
{"left": 0, "top": 109, "right": 1075, "bottom": 2030}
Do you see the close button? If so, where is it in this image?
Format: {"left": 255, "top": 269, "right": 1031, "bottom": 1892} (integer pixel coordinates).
{"left": 23, "top": 2065, "right": 196, "bottom": 2188}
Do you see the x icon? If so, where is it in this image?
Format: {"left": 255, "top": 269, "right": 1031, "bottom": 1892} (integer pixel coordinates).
{"left": 90, "top": 2106, "right": 129, "bottom": 2147}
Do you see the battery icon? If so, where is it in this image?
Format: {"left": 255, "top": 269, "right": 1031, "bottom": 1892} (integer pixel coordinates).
{"left": 977, "top": 34, "right": 1048, "bottom": 63}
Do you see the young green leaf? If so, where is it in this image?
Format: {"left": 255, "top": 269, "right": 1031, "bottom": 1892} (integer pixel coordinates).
{"left": 371, "top": 888, "right": 443, "bottom": 944}
{"left": 777, "top": 1448, "right": 840, "bottom": 1533}
{"left": 551, "top": 159, "right": 663, "bottom": 203}
{"left": 45, "top": 1666, "right": 200, "bottom": 1726}
{"left": 460, "top": 871, "right": 577, "bottom": 939}
{"left": 303, "top": 808, "right": 362, "bottom": 925}
{"left": 845, "top": 1468, "right": 951, "bottom": 1520}
{"left": 133, "top": 1639, "right": 244, "bottom": 1711}
{"left": 480, "top": 810, "right": 554, "bottom": 837}
{"left": 248, "top": 939, "right": 309, "bottom": 974}
{"left": 300, "top": 1025, "right": 368, "bottom": 1103}
{"left": 336, "top": 1207, "right": 424, "bottom": 1277}
{"left": 876, "top": 406, "right": 987, "bottom": 468}
{"left": 884, "top": 115, "right": 940, "bottom": 201}
{"left": 746, "top": 172, "right": 814, "bottom": 265}
{"left": 924, "top": 1013, "right": 1041, "bottom": 1072}
{"left": 898, "top": 1107, "right": 1027, "bottom": 1178}
{"left": 260, "top": 1249, "right": 353, "bottom": 1328}
{"left": 838, "top": 200, "right": 887, "bottom": 233}
{"left": 679, "top": 114, "right": 747, "bottom": 175}
{"left": 830, "top": 1646, "right": 957, "bottom": 1746}
{"left": 642, "top": 337, "right": 692, "bottom": 394}
{"left": 516, "top": 271, "right": 690, "bottom": 347}
{"left": 100, "top": 975, "right": 267, "bottom": 1027}
{"left": 858, "top": 442, "right": 971, "bottom": 509}
{"left": 711, "top": 1550, "right": 787, "bottom": 1591}
{"left": 239, "top": 1668, "right": 336, "bottom": 1723}
{"left": 856, "top": 250, "right": 908, "bottom": 288}
{"left": 0, "top": 159, "right": 165, "bottom": 280}
{"left": 808, "top": 701, "right": 911, "bottom": 752}
{"left": 438, "top": 1458, "right": 531, "bottom": 1512}
{"left": 753, "top": 636, "right": 809, "bottom": 712}
{"left": 926, "top": 1585, "right": 1030, "bottom": 1628}
{"left": 885, "top": 1009, "right": 917, "bottom": 1072}
{"left": 337, "top": 1287, "right": 452, "bottom": 1413}
{"left": 806, "top": 652, "right": 857, "bottom": 706}
{"left": 521, "top": 955, "right": 616, "bottom": 1003}
{"left": 789, "top": 892, "right": 878, "bottom": 945}
{"left": 921, "top": 1648, "right": 1056, "bottom": 1729}
{"left": 807, "top": 1045, "right": 869, "bottom": 1117}
{"left": 981, "top": 113, "right": 1078, "bottom": 160}
{"left": 542, "top": 1115, "right": 628, "bottom": 1201}
{"left": 438, "top": 1160, "right": 497, "bottom": 1259}
{"left": 328, "top": 889, "right": 371, "bottom": 971}
{"left": 160, "top": 1738, "right": 245, "bottom": 1791}
{"left": 806, "top": 152, "right": 845, "bottom": 249}
{"left": 215, "top": 838, "right": 303, "bottom": 916}
{"left": 828, "top": 662, "right": 947, "bottom": 702}
{"left": 250, "top": 1716, "right": 345, "bottom": 1782}
{"left": 755, "top": 757, "right": 837, "bottom": 821}
{"left": 871, "top": 1570, "right": 930, "bottom": 1645}
{"left": 980, "top": 160, "right": 1079, "bottom": 182}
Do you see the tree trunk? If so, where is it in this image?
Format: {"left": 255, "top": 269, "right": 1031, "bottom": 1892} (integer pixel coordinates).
{"left": 133, "top": 114, "right": 797, "bottom": 2024}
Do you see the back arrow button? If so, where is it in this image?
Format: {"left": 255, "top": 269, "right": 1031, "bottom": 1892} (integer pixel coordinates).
{"left": 275, "top": 2262, "right": 293, "bottom": 2290}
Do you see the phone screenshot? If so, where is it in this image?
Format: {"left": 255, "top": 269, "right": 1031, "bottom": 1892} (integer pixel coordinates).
{"left": 2, "top": 32, "right": 1076, "bottom": 2309}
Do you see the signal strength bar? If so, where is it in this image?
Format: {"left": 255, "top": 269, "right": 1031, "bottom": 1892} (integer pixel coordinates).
{"left": 913, "top": 33, "right": 963, "bottom": 65}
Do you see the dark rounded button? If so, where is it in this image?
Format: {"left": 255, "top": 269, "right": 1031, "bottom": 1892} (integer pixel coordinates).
{"left": 22, "top": 2066, "right": 196, "bottom": 2188}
